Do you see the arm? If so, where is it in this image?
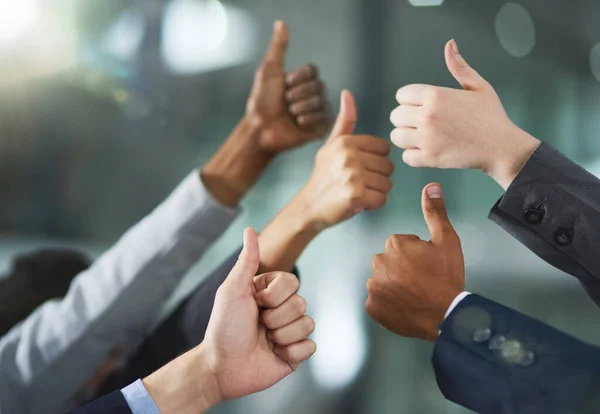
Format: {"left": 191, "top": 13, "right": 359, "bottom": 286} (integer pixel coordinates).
{"left": 74, "top": 228, "right": 316, "bottom": 414}
{"left": 0, "top": 20, "right": 330, "bottom": 414}
{"left": 90, "top": 90, "right": 394, "bottom": 400}
{"left": 365, "top": 185, "right": 600, "bottom": 413}
{"left": 488, "top": 142, "right": 600, "bottom": 306}
{"left": 435, "top": 294, "right": 600, "bottom": 414}
{"left": 0, "top": 171, "right": 239, "bottom": 414}
{"left": 388, "top": 40, "right": 600, "bottom": 304}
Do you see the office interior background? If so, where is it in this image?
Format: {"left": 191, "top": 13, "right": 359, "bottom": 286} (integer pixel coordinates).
{"left": 0, "top": 0, "right": 599, "bottom": 412}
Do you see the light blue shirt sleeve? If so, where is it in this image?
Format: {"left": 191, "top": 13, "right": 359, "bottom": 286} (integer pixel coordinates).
{"left": 121, "top": 379, "right": 161, "bottom": 414}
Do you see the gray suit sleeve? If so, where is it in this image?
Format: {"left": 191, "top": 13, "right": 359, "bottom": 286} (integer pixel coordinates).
{"left": 0, "top": 171, "right": 239, "bottom": 414}
{"left": 489, "top": 142, "right": 600, "bottom": 305}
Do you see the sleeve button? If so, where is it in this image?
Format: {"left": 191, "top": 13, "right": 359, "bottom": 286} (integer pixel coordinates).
{"left": 519, "top": 351, "right": 536, "bottom": 367}
{"left": 524, "top": 208, "right": 544, "bottom": 224}
{"left": 488, "top": 334, "right": 506, "bottom": 351}
{"left": 472, "top": 327, "right": 492, "bottom": 343}
{"left": 554, "top": 228, "right": 573, "bottom": 245}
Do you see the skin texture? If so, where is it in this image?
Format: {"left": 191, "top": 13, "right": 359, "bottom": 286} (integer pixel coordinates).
{"left": 294, "top": 90, "right": 395, "bottom": 229}
{"left": 246, "top": 21, "right": 330, "bottom": 153}
{"left": 203, "top": 228, "right": 316, "bottom": 399}
{"left": 365, "top": 183, "right": 465, "bottom": 342}
{"left": 144, "top": 228, "right": 316, "bottom": 413}
{"left": 390, "top": 39, "right": 541, "bottom": 190}
{"left": 258, "top": 90, "right": 395, "bottom": 273}
{"left": 201, "top": 20, "right": 330, "bottom": 208}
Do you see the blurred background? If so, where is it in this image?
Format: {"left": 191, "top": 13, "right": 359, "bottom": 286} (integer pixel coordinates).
{"left": 1, "top": 0, "right": 600, "bottom": 412}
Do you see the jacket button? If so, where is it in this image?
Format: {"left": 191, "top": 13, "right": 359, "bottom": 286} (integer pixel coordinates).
{"left": 554, "top": 228, "right": 573, "bottom": 246}
{"left": 519, "top": 351, "right": 535, "bottom": 367}
{"left": 472, "top": 327, "right": 492, "bottom": 343}
{"left": 524, "top": 208, "right": 544, "bottom": 224}
{"left": 501, "top": 340, "right": 523, "bottom": 364}
{"left": 488, "top": 334, "right": 506, "bottom": 351}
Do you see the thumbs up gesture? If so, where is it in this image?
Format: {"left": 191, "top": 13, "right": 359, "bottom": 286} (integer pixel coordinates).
{"left": 201, "top": 228, "right": 316, "bottom": 401}
{"left": 390, "top": 40, "right": 540, "bottom": 189}
{"left": 290, "top": 90, "right": 395, "bottom": 230}
{"left": 246, "top": 21, "right": 330, "bottom": 153}
{"left": 365, "top": 184, "right": 465, "bottom": 342}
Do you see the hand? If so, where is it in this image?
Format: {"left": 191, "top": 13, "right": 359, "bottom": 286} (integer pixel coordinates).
{"left": 390, "top": 39, "right": 540, "bottom": 190}
{"left": 291, "top": 90, "right": 395, "bottom": 231}
{"left": 202, "top": 228, "right": 316, "bottom": 400}
{"left": 246, "top": 21, "right": 330, "bottom": 153}
{"left": 365, "top": 183, "right": 465, "bottom": 342}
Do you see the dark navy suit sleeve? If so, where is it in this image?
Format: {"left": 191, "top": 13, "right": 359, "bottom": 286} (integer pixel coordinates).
{"left": 67, "top": 391, "right": 132, "bottom": 414}
{"left": 92, "top": 247, "right": 300, "bottom": 398}
{"left": 433, "top": 294, "right": 600, "bottom": 414}
{"left": 489, "top": 143, "right": 600, "bottom": 306}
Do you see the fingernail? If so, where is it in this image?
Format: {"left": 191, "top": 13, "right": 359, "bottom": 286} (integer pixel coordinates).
{"left": 450, "top": 39, "right": 459, "bottom": 55}
{"left": 426, "top": 184, "right": 442, "bottom": 199}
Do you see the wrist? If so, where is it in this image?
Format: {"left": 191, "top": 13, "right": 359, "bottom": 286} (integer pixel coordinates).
{"left": 286, "top": 187, "right": 329, "bottom": 235}
{"left": 143, "top": 345, "right": 221, "bottom": 414}
{"left": 484, "top": 125, "right": 541, "bottom": 191}
{"left": 424, "top": 288, "right": 465, "bottom": 343}
{"left": 201, "top": 116, "right": 275, "bottom": 207}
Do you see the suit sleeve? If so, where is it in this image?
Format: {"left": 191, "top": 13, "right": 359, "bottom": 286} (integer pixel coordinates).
{"left": 489, "top": 142, "right": 600, "bottom": 305}
{"left": 433, "top": 294, "right": 600, "bottom": 414}
{"left": 0, "top": 171, "right": 239, "bottom": 414}
{"left": 66, "top": 391, "right": 132, "bottom": 414}
{"left": 90, "top": 248, "right": 300, "bottom": 397}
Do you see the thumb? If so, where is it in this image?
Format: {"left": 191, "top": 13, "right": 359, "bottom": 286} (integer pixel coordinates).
{"left": 421, "top": 183, "right": 455, "bottom": 245}
{"left": 225, "top": 227, "right": 260, "bottom": 289}
{"left": 445, "top": 39, "right": 488, "bottom": 92}
{"left": 328, "top": 90, "right": 357, "bottom": 141}
{"left": 263, "top": 20, "right": 288, "bottom": 67}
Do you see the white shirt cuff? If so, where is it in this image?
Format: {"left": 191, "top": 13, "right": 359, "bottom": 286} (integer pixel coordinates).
{"left": 444, "top": 291, "right": 471, "bottom": 319}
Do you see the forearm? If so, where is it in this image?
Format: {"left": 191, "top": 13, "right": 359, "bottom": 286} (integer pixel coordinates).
{"left": 143, "top": 345, "right": 220, "bottom": 414}
{"left": 489, "top": 142, "right": 600, "bottom": 305}
{"left": 258, "top": 192, "right": 321, "bottom": 274}
{"left": 0, "top": 172, "right": 237, "bottom": 414}
{"left": 201, "top": 116, "right": 274, "bottom": 208}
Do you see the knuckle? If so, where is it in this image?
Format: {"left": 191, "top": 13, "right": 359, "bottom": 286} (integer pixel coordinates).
{"left": 385, "top": 235, "right": 397, "bottom": 250}
{"left": 271, "top": 330, "right": 282, "bottom": 343}
{"left": 364, "top": 298, "right": 376, "bottom": 316}
{"left": 380, "top": 139, "right": 392, "bottom": 154}
{"left": 423, "top": 108, "right": 437, "bottom": 122}
{"left": 261, "top": 310, "right": 274, "bottom": 327}
{"left": 428, "top": 87, "right": 443, "bottom": 104}
{"left": 402, "top": 150, "right": 420, "bottom": 167}
{"left": 366, "top": 276, "right": 375, "bottom": 292}
{"left": 295, "top": 295, "right": 307, "bottom": 314}
{"left": 304, "top": 317, "right": 316, "bottom": 334}
{"left": 261, "top": 289, "right": 273, "bottom": 303}
{"left": 386, "top": 160, "right": 396, "bottom": 175}
{"left": 389, "top": 107, "right": 399, "bottom": 124}
{"left": 316, "top": 80, "right": 325, "bottom": 92}
{"left": 283, "top": 272, "right": 300, "bottom": 292}
{"left": 395, "top": 87, "right": 404, "bottom": 103}
{"left": 305, "top": 63, "right": 318, "bottom": 77}
{"left": 371, "top": 254, "right": 383, "bottom": 270}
